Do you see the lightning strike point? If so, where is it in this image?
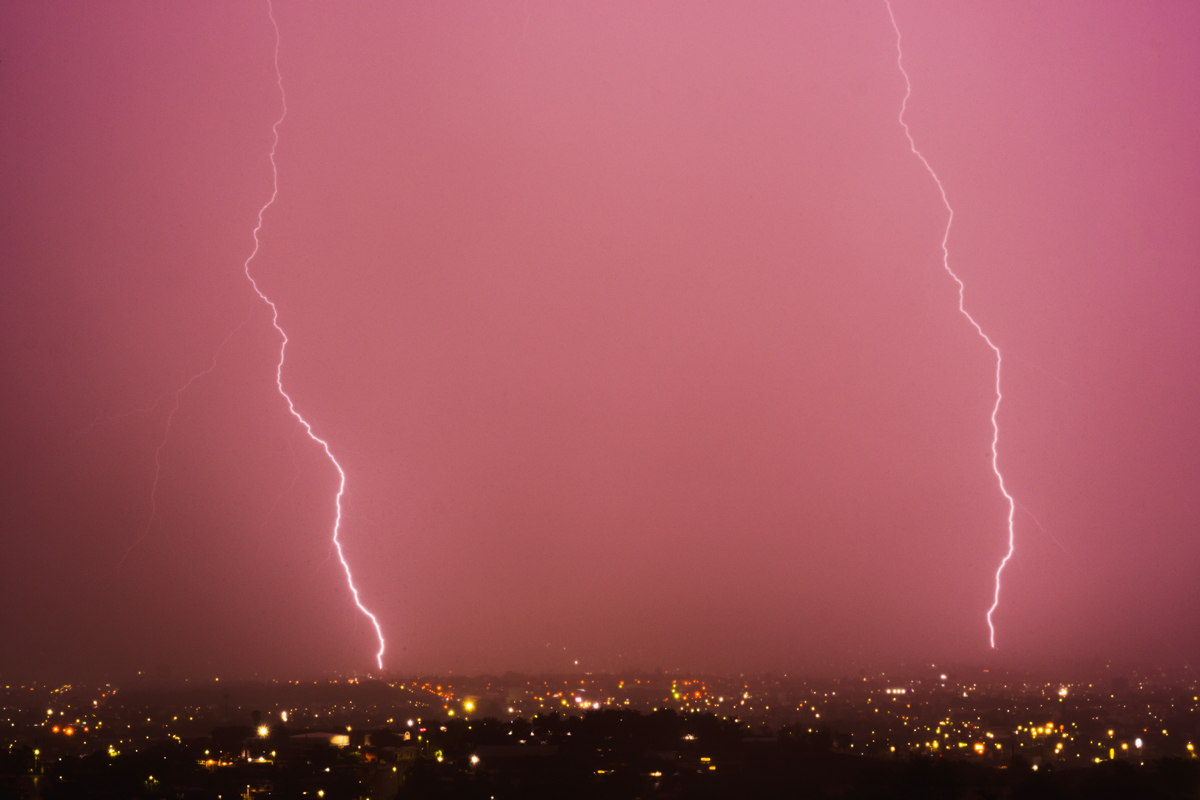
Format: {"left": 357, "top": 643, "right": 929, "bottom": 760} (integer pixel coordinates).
{"left": 884, "top": 1, "right": 1017, "bottom": 649}
{"left": 242, "top": 0, "right": 386, "bottom": 670}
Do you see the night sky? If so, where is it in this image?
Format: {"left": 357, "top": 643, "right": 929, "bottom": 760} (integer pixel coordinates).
{"left": 2, "top": 1, "right": 1198, "bottom": 681}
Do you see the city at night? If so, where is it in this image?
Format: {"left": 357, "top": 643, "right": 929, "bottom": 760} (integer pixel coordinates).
{"left": 3, "top": 667, "right": 1200, "bottom": 797}
{"left": 3, "top": 1, "right": 1199, "bottom": 798}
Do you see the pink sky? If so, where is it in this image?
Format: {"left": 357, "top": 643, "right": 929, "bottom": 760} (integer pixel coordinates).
{"left": 2, "top": 1, "right": 1198, "bottom": 679}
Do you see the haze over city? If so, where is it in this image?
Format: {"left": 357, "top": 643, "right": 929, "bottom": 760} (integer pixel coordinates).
{"left": 3, "top": 0, "right": 1199, "bottom": 685}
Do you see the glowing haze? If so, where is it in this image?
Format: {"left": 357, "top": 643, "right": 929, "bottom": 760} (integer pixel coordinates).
{"left": 2, "top": 1, "right": 1199, "bottom": 680}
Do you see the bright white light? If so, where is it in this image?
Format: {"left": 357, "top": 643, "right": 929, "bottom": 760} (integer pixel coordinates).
{"left": 1136, "top": 738, "right": 1143, "bottom": 748}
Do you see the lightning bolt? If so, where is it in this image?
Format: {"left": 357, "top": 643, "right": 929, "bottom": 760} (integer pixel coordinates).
{"left": 113, "top": 314, "right": 250, "bottom": 574}
{"left": 884, "top": 1, "right": 1016, "bottom": 648}
{"left": 237, "top": 0, "right": 386, "bottom": 669}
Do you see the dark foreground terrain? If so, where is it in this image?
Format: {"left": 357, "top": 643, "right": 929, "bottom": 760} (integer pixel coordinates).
{"left": 4, "top": 708, "right": 1200, "bottom": 800}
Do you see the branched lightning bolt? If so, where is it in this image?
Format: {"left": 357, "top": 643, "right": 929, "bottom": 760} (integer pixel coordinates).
{"left": 239, "top": 0, "right": 386, "bottom": 669}
{"left": 113, "top": 315, "right": 250, "bottom": 574}
{"left": 884, "top": 1, "right": 1016, "bottom": 648}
